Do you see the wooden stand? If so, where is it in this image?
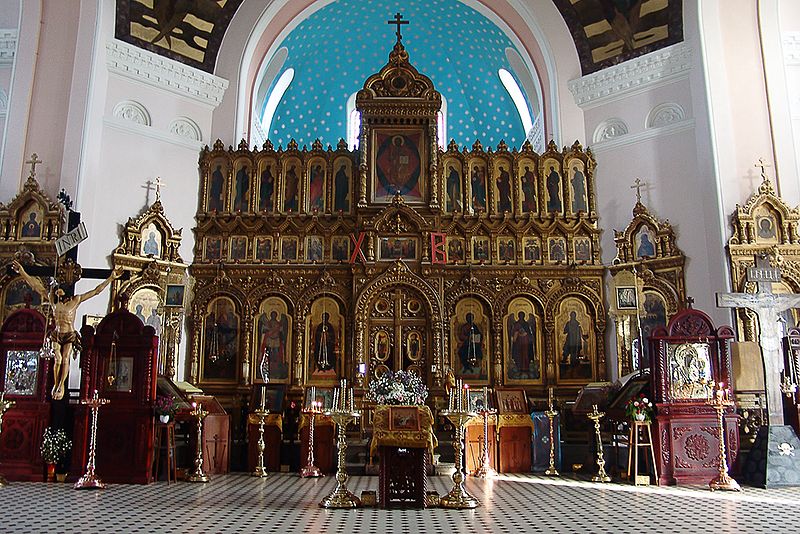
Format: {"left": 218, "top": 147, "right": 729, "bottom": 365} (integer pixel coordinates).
{"left": 498, "top": 425, "right": 532, "bottom": 473}
{"left": 379, "top": 446, "right": 428, "bottom": 508}
{"left": 465, "top": 416, "right": 496, "bottom": 474}
{"left": 627, "top": 421, "right": 658, "bottom": 485}
{"left": 153, "top": 422, "right": 177, "bottom": 484}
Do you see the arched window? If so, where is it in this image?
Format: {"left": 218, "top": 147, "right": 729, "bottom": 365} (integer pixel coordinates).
{"left": 261, "top": 68, "right": 295, "bottom": 136}
{"left": 498, "top": 68, "right": 533, "bottom": 135}
{"left": 347, "top": 93, "right": 448, "bottom": 150}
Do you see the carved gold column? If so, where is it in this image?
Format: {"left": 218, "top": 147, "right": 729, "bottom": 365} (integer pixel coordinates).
{"left": 190, "top": 313, "right": 202, "bottom": 383}
{"left": 358, "top": 127, "right": 368, "bottom": 207}
{"left": 294, "top": 322, "right": 305, "bottom": 386}
{"left": 429, "top": 122, "right": 439, "bottom": 209}
{"left": 492, "top": 319, "right": 503, "bottom": 385}
{"left": 241, "top": 310, "right": 253, "bottom": 385}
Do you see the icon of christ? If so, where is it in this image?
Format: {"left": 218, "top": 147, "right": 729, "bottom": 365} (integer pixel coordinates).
{"left": 375, "top": 133, "right": 422, "bottom": 200}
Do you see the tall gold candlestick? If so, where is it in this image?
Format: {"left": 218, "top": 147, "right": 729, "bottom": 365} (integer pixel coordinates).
{"left": 545, "top": 387, "right": 559, "bottom": 476}
{"left": 441, "top": 404, "right": 480, "bottom": 508}
{"left": 74, "top": 390, "right": 110, "bottom": 490}
{"left": 319, "top": 386, "right": 361, "bottom": 509}
{"left": 252, "top": 405, "right": 269, "bottom": 478}
{"left": 587, "top": 404, "right": 610, "bottom": 483}
{"left": 0, "top": 392, "right": 16, "bottom": 487}
{"left": 707, "top": 383, "right": 741, "bottom": 492}
{"left": 300, "top": 402, "right": 323, "bottom": 478}
{"left": 186, "top": 401, "right": 210, "bottom": 483}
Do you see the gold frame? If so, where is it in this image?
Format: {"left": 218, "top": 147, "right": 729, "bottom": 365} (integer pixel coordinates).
{"left": 370, "top": 128, "right": 428, "bottom": 204}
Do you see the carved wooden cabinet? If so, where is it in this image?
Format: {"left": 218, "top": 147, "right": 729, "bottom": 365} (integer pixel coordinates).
{"left": 649, "top": 307, "right": 739, "bottom": 486}
{"left": 0, "top": 309, "right": 50, "bottom": 481}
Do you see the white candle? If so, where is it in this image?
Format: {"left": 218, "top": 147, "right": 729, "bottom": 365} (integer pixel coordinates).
{"left": 259, "top": 387, "right": 266, "bottom": 411}
{"left": 333, "top": 388, "right": 339, "bottom": 411}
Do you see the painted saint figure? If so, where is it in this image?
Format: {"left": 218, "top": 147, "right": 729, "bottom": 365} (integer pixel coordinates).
{"left": 234, "top": 165, "right": 250, "bottom": 211}
{"left": 637, "top": 232, "right": 655, "bottom": 258}
{"left": 308, "top": 164, "right": 325, "bottom": 211}
{"left": 571, "top": 166, "right": 587, "bottom": 213}
{"left": 146, "top": 308, "right": 162, "bottom": 337}
{"left": 21, "top": 212, "right": 41, "bottom": 238}
{"left": 508, "top": 311, "right": 538, "bottom": 378}
{"left": 313, "top": 312, "right": 337, "bottom": 372}
{"left": 496, "top": 166, "right": 512, "bottom": 213}
{"left": 562, "top": 311, "right": 584, "bottom": 365}
{"left": 259, "top": 310, "right": 289, "bottom": 376}
{"left": 13, "top": 260, "right": 122, "bottom": 400}
{"left": 284, "top": 165, "right": 299, "bottom": 212}
{"left": 546, "top": 166, "right": 562, "bottom": 213}
{"left": 259, "top": 165, "right": 275, "bottom": 212}
{"left": 521, "top": 166, "right": 536, "bottom": 212}
{"left": 457, "top": 312, "right": 483, "bottom": 374}
{"left": 471, "top": 166, "right": 487, "bottom": 211}
{"left": 334, "top": 164, "right": 350, "bottom": 212}
{"left": 143, "top": 232, "right": 160, "bottom": 256}
{"left": 209, "top": 164, "right": 224, "bottom": 211}
{"left": 446, "top": 165, "right": 462, "bottom": 211}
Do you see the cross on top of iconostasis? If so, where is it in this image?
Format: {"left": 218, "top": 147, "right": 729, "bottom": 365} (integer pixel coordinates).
{"left": 630, "top": 178, "right": 647, "bottom": 203}
{"left": 25, "top": 153, "right": 42, "bottom": 180}
{"left": 388, "top": 12, "right": 409, "bottom": 42}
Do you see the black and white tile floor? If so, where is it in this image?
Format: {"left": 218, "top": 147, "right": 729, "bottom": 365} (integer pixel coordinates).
{"left": 1, "top": 473, "right": 799, "bottom": 533}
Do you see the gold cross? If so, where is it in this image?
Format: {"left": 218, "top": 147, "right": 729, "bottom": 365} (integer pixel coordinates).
{"left": 154, "top": 176, "right": 166, "bottom": 202}
{"left": 755, "top": 158, "right": 772, "bottom": 180}
{"left": 630, "top": 178, "right": 646, "bottom": 203}
{"left": 25, "top": 153, "right": 42, "bottom": 178}
{"left": 388, "top": 12, "right": 409, "bottom": 41}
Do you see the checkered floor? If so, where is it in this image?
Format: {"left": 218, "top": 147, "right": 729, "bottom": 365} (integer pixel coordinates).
{"left": 1, "top": 473, "right": 799, "bottom": 533}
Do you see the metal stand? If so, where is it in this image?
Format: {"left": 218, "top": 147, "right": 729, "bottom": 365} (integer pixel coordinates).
{"left": 74, "top": 390, "right": 110, "bottom": 490}
{"left": 0, "top": 392, "right": 15, "bottom": 487}
{"left": 545, "top": 388, "right": 559, "bottom": 477}
{"left": 186, "top": 402, "right": 210, "bottom": 483}
{"left": 300, "top": 408, "right": 323, "bottom": 478}
{"left": 252, "top": 408, "right": 269, "bottom": 478}
{"left": 441, "top": 408, "right": 479, "bottom": 508}
{"left": 320, "top": 380, "right": 361, "bottom": 509}
{"left": 708, "top": 384, "right": 741, "bottom": 492}
{"left": 587, "top": 404, "right": 610, "bottom": 483}
{"left": 472, "top": 409, "right": 496, "bottom": 478}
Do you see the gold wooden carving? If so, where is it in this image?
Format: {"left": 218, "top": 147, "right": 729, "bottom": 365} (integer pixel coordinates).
{"left": 187, "top": 38, "right": 607, "bottom": 404}
{"left": 609, "top": 195, "right": 686, "bottom": 376}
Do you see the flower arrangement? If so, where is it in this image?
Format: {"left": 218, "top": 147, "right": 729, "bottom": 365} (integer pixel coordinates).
{"left": 625, "top": 393, "right": 654, "bottom": 422}
{"left": 367, "top": 370, "right": 428, "bottom": 406}
{"left": 40, "top": 427, "right": 71, "bottom": 465}
{"left": 154, "top": 394, "right": 179, "bottom": 417}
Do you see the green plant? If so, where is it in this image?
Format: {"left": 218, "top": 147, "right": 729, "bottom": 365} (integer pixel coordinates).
{"left": 40, "top": 427, "right": 71, "bottom": 464}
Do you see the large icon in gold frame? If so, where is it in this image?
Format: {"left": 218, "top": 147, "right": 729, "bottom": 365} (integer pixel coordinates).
{"left": 451, "top": 297, "right": 490, "bottom": 383}
{"left": 371, "top": 128, "right": 426, "bottom": 203}
{"left": 556, "top": 297, "right": 594, "bottom": 383}
{"left": 254, "top": 296, "right": 292, "bottom": 383}
{"left": 305, "top": 296, "right": 343, "bottom": 385}
{"left": 503, "top": 296, "right": 543, "bottom": 384}
{"left": 201, "top": 296, "right": 240, "bottom": 383}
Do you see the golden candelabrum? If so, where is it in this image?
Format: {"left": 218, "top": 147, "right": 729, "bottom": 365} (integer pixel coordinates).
{"left": 472, "top": 386, "right": 496, "bottom": 479}
{"left": 707, "top": 382, "right": 741, "bottom": 492}
{"left": 186, "top": 401, "right": 210, "bottom": 483}
{"left": 252, "top": 386, "right": 269, "bottom": 478}
{"left": 320, "top": 379, "right": 361, "bottom": 509}
{"left": 74, "top": 390, "right": 110, "bottom": 490}
{"left": 545, "top": 387, "right": 559, "bottom": 477}
{"left": 0, "top": 392, "right": 16, "bottom": 487}
{"left": 587, "top": 404, "right": 611, "bottom": 483}
{"left": 300, "top": 384, "right": 323, "bottom": 478}
{"left": 441, "top": 379, "right": 480, "bottom": 509}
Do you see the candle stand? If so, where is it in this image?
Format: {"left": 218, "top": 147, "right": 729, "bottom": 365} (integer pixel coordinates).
{"left": 587, "top": 404, "right": 611, "bottom": 483}
{"left": 186, "top": 402, "right": 210, "bottom": 483}
{"left": 545, "top": 387, "right": 559, "bottom": 477}
{"left": 300, "top": 401, "right": 324, "bottom": 478}
{"left": 441, "top": 379, "right": 479, "bottom": 509}
{"left": 707, "top": 383, "right": 741, "bottom": 492}
{"left": 74, "top": 390, "right": 110, "bottom": 490}
{"left": 0, "top": 392, "right": 16, "bottom": 487}
{"left": 320, "top": 379, "right": 361, "bottom": 509}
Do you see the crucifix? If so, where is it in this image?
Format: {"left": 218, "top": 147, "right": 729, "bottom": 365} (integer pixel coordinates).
{"left": 755, "top": 157, "right": 772, "bottom": 180}
{"left": 25, "top": 153, "right": 42, "bottom": 179}
{"left": 630, "top": 178, "right": 646, "bottom": 203}
{"left": 154, "top": 176, "right": 166, "bottom": 203}
{"left": 716, "top": 254, "right": 800, "bottom": 426}
{"left": 388, "top": 12, "right": 409, "bottom": 42}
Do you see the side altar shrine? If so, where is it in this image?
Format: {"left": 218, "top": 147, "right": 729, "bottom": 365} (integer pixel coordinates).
{"left": 1, "top": 14, "right": 800, "bottom": 508}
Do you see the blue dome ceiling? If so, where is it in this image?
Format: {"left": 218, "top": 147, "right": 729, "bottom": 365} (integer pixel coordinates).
{"left": 263, "top": 0, "right": 533, "bottom": 149}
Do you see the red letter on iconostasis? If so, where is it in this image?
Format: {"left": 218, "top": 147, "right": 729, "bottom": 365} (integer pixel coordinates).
{"left": 431, "top": 232, "right": 447, "bottom": 264}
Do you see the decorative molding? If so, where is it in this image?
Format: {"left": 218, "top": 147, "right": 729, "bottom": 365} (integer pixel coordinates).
{"left": 113, "top": 100, "right": 151, "bottom": 126}
{"left": 0, "top": 29, "right": 17, "bottom": 65}
{"left": 784, "top": 32, "right": 800, "bottom": 66}
{"left": 527, "top": 113, "right": 545, "bottom": 153}
{"left": 103, "top": 116, "right": 203, "bottom": 151}
{"left": 568, "top": 42, "right": 693, "bottom": 109}
{"left": 591, "top": 118, "right": 696, "bottom": 153}
{"left": 592, "top": 118, "right": 629, "bottom": 144}
{"left": 0, "top": 88, "right": 7, "bottom": 118}
{"left": 646, "top": 103, "right": 686, "bottom": 129}
{"left": 169, "top": 117, "right": 203, "bottom": 142}
{"left": 105, "top": 40, "right": 229, "bottom": 108}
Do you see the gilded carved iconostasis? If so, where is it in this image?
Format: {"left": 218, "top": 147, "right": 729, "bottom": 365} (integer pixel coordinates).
{"left": 189, "top": 35, "right": 607, "bottom": 406}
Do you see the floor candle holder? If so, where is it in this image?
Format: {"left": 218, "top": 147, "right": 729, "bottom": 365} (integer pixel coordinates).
{"left": 545, "top": 387, "right": 559, "bottom": 477}
{"left": 320, "top": 379, "right": 361, "bottom": 509}
{"left": 707, "top": 383, "right": 741, "bottom": 492}
{"left": 471, "top": 408, "right": 497, "bottom": 479}
{"left": 186, "top": 401, "right": 210, "bottom": 483}
{"left": 74, "top": 390, "right": 110, "bottom": 490}
{"left": 252, "top": 408, "right": 269, "bottom": 478}
{"left": 587, "top": 404, "right": 611, "bottom": 483}
{"left": 441, "top": 380, "right": 479, "bottom": 509}
{"left": 300, "top": 402, "right": 323, "bottom": 478}
{"left": 0, "top": 392, "right": 16, "bottom": 487}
